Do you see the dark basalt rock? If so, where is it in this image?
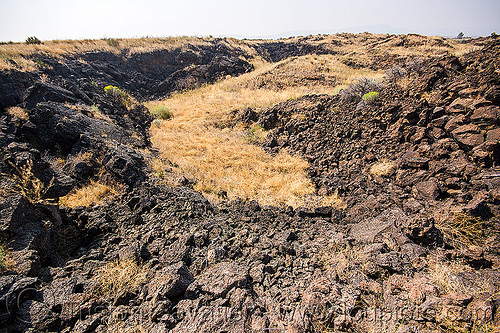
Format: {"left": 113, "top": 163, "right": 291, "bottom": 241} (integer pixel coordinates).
{"left": 23, "top": 81, "right": 77, "bottom": 108}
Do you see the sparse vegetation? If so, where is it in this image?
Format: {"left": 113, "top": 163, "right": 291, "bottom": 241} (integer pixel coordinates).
{"left": 104, "top": 85, "right": 133, "bottom": 108}
{"left": 427, "top": 252, "right": 497, "bottom": 297}
{"left": 321, "top": 242, "right": 371, "bottom": 283}
{"left": 93, "top": 259, "right": 149, "bottom": 302}
{"left": 435, "top": 212, "right": 491, "bottom": 250}
{"left": 150, "top": 105, "right": 173, "bottom": 120}
{"left": 59, "top": 180, "right": 120, "bottom": 208}
{"left": 361, "top": 91, "right": 379, "bottom": 104}
{"left": 25, "top": 36, "right": 42, "bottom": 45}
{"left": 369, "top": 159, "right": 396, "bottom": 176}
{"left": 0, "top": 242, "right": 13, "bottom": 273}
{"left": 8, "top": 160, "right": 53, "bottom": 204}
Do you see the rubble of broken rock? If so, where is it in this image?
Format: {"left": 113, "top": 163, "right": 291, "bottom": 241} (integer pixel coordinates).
{"left": 1, "top": 36, "right": 500, "bottom": 332}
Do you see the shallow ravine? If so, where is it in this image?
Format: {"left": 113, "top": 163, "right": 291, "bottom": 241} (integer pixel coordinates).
{"left": 148, "top": 55, "right": 383, "bottom": 207}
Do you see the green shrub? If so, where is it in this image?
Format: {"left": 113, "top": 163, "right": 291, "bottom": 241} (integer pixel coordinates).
{"left": 361, "top": 91, "right": 379, "bottom": 104}
{"left": 104, "top": 85, "right": 132, "bottom": 107}
{"left": 151, "top": 105, "right": 173, "bottom": 120}
{"left": 25, "top": 36, "right": 42, "bottom": 45}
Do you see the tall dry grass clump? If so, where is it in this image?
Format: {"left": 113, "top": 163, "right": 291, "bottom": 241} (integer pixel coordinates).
{"left": 7, "top": 160, "right": 53, "bottom": 204}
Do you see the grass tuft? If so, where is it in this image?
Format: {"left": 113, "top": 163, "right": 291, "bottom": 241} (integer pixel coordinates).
{"left": 93, "top": 259, "right": 149, "bottom": 302}
{"left": 59, "top": 180, "right": 120, "bottom": 208}
{"left": 435, "top": 212, "right": 491, "bottom": 250}
{"left": 426, "top": 251, "right": 497, "bottom": 297}
{"left": 0, "top": 242, "right": 14, "bottom": 274}
{"left": 6, "top": 106, "right": 29, "bottom": 120}
{"left": 321, "top": 242, "right": 370, "bottom": 283}
{"left": 8, "top": 160, "right": 53, "bottom": 204}
{"left": 369, "top": 159, "right": 396, "bottom": 177}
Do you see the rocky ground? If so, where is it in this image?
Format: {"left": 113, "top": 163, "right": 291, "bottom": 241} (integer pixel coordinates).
{"left": 0, "top": 35, "right": 499, "bottom": 332}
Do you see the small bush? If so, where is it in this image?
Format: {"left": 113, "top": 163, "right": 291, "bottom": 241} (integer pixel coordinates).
{"left": 362, "top": 91, "right": 379, "bottom": 104}
{"left": 385, "top": 66, "right": 406, "bottom": 81}
{"left": 25, "top": 36, "right": 42, "bottom": 45}
{"left": 435, "top": 212, "right": 492, "bottom": 250}
{"left": 104, "top": 85, "right": 132, "bottom": 108}
{"left": 340, "top": 78, "right": 380, "bottom": 103}
{"left": 150, "top": 105, "right": 173, "bottom": 120}
{"left": 405, "top": 58, "right": 425, "bottom": 73}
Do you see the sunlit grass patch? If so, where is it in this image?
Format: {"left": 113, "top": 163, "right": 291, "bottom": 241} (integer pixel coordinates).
{"left": 369, "top": 159, "right": 396, "bottom": 177}
{"left": 93, "top": 259, "right": 149, "bottom": 302}
{"left": 148, "top": 53, "right": 384, "bottom": 207}
{"left": 59, "top": 180, "right": 121, "bottom": 208}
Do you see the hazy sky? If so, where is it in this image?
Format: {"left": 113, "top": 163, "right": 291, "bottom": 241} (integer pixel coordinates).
{"left": 1, "top": 0, "right": 499, "bottom": 41}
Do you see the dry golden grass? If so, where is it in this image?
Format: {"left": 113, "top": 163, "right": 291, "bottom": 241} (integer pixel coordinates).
{"left": 152, "top": 124, "right": 316, "bottom": 207}
{"left": 435, "top": 212, "right": 491, "bottom": 250}
{"left": 426, "top": 252, "right": 497, "bottom": 297}
{"left": 0, "top": 36, "right": 256, "bottom": 71}
{"left": 427, "top": 256, "right": 469, "bottom": 295}
{"left": 93, "top": 259, "right": 149, "bottom": 302}
{"left": 7, "top": 160, "right": 53, "bottom": 204}
{"left": 243, "top": 54, "right": 385, "bottom": 92}
{"left": 149, "top": 54, "right": 384, "bottom": 207}
{"left": 6, "top": 106, "right": 29, "bottom": 120}
{"left": 0, "top": 33, "right": 482, "bottom": 73}
{"left": 59, "top": 180, "right": 120, "bottom": 208}
{"left": 369, "top": 159, "right": 396, "bottom": 177}
{"left": 0, "top": 242, "right": 14, "bottom": 274}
